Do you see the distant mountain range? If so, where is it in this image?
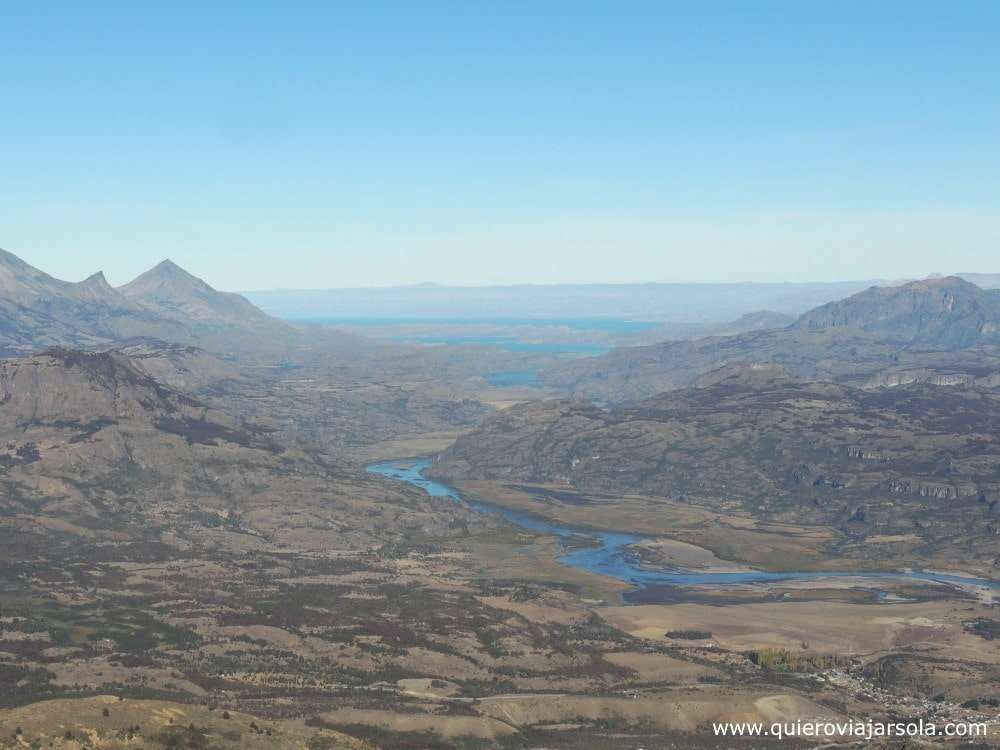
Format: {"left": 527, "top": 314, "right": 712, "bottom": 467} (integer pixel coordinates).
{"left": 3, "top": 247, "right": 1000, "bottom": 400}
{"left": 244, "top": 280, "right": 887, "bottom": 322}
{"left": 0, "top": 248, "right": 351, "bottom": 359}
{"left": 431, "top": 274, "right": 1000, "bottom": 572}
{"left": 793, "top": 276, "right": 1000, "bottom": 347}
{"left": 0, "top": 248, "right": 525, "bottom": 462}
{"left": 244, "top": 275, "right": 1000, "bottom": 322}
{"left": 4, "top": 245, "right": 1000, "bottom": 576}
{"left": 543, "top": 276, "right": 1000, "bottom": 402}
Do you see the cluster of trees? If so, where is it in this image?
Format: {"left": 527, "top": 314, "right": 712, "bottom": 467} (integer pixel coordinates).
{"left": 748, "top": 648, "right": 849, "bottom": 672}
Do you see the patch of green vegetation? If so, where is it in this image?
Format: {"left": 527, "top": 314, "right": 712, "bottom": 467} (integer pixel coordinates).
{"left": 307, "top": 718, "right": 496, "bottom": 750}
{"left": 963, "top": 618, "right": 1000, "bottom": 640}
{"left": 5, "top": 594, "right": 200, "bottom": 655}
{"left": 665, "top": 629, "right": 712, "bottom": 640}
{"left": 307, "top": 737, "right": 345, "bottom": 750}
{"left": 149, "top": 723, "right": 225, "bottom": 750}
{"left": 306, "top": 717, "right": 459, "bottom": 750}
{"left": 0, "top": 664, "right": 52, "bottom": 694}
{"left": 747, "top": 648, "right": 850, "bottom": 672}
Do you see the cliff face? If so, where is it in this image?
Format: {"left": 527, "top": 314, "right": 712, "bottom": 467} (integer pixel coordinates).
{"left": 432, "top": 365, "right": 1000, "bottom": 561}
{"left": 114, "top": 339, "right": 244, "bottom": 391}
{"left": 862, "top": 366, "right": 1000, "bottom": 389}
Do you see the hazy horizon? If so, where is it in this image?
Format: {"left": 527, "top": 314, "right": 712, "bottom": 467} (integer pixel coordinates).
{"left": 5, "top": 244, "right": 1000, "bottom": 295}
{"left": 246, "top": 272, "right": 1000, "bottom": 294}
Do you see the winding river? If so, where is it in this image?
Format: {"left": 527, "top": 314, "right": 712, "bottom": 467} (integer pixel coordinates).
{"left": 368, "top": 458, "right": 1000, "bottom": 603}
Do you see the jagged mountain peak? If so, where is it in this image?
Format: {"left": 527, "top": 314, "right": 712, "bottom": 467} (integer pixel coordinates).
{"left": 73, "top": 270, "right": 124, "bottom": 303}
{"left": 0, "top": 247, "right": 294, "bottom": 358}
{"left": 119, "top": 258, "right": 275, "bottom": 326}
{"left": 153, "top": 258, "right": 205, "bottom": 281}
{"left": 80, "top": 270, "right": 111, "bottom": 286}
{"left": 0, "top": 250, "right": 124, "bottom": 305}
{"left": 120, "top": 258, "right": 216, "bottom": 298}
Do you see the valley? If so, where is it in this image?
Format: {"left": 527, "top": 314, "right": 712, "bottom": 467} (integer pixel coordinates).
{"left": 6, "top": 5, "right": 999, "bottom": 747}
{"left": 0, "top": 250, "right": 998, "bottom": 748}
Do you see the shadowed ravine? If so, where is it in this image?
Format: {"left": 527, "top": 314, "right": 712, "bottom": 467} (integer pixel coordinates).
{"left": 368, "top": 458, "right": 1000, "bottom": 603}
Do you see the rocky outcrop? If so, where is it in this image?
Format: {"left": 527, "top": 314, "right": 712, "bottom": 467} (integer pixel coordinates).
{"left": 863, "top": 366, "right": 1000, "bottom": 389}
{"left": 115, "top": 339, "right": 243, "bottom": 391}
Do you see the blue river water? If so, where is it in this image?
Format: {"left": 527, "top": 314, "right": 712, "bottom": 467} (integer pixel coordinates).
{"left": 368, "top": 458, "right": 1000, "bottom": 602}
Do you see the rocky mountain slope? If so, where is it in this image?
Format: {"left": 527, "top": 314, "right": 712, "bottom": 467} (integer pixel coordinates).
{"left": 0, "top": 249, "right": 545, "bottom": 466}
{"left": 0, "top": 248, "right": 363, "bottom": 360}
{"left": 0, "top": 348, "right": 483, "bottom": 560}
{"left": 543, "top": 277, "right": 1000, "bottom": 402}
{"left": 114, "top": 338, "right": 244, "bottom": 391}
{"left": 630, "top": 309, "right": 796, "bottom": 345}
{"left": 793, "top": 276, "right": 1000, "bottom": 346}
{"left": 120, "top": 259, "right": 271, "bottom": 325}
{"left": 0, "top": 248, "right": 551, "bottom": 391}
{"left": 432, "top": 363, "right": 1000, "bottom": 569}
{"left": 0, "top": 249, "right": 184, "bottom": 353}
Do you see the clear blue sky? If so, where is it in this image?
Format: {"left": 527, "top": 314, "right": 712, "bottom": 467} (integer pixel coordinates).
{"left": 2, "top": 1, "right": 998, "bottom": 289}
